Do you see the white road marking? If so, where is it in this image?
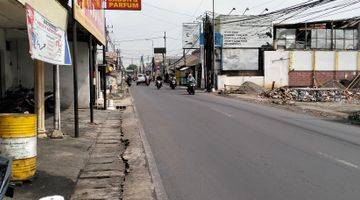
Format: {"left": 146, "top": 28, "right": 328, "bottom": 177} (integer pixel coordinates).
{"left": 318, "top": 152, "right": 360, "bottom": 170}
{"left": 210, "top": 107, "right": 232, "bottom": 118}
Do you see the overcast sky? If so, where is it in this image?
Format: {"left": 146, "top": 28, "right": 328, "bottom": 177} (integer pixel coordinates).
{"left": 105, "top": 0, "right": 359, "bottom": 66}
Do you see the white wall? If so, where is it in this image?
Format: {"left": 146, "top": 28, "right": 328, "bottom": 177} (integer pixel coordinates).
{"left": 18, "top": 39, "right": 35, "bottom": 88}
{"left": 316, "top": 51, "right": 335, "bottom": 71}
{"left": 290, "top": 50, "right": 359, "bottom": 71}
{"left": 264, "top": 51, "right": 289, "bottom": 88}
{"left": 292, "top": 51, "right": 312, "bottom": 71}
{"left": 60, "top": 42, "right": 90, "bottom": 109}
{"left": 338, "top": 51, "right": 358, "bottom": 71}
{"left": 0, "top": 29, "right": 5, "bottom": 96}
{"left": 217, "top": 75, "right": 264, "bottom": 90}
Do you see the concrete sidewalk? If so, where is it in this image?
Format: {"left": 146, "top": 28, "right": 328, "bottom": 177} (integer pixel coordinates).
{"left": 12, "top": 109, "right": 125, "bottom": 200}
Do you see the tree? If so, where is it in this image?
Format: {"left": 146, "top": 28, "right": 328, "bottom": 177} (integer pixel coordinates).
{"left": 127, "top": 64, "right": 138, "bottom": 71}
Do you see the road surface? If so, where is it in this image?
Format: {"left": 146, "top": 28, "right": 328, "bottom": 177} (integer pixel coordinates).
{"left": 131, "top": 85, "right": 360, "bottom": 200}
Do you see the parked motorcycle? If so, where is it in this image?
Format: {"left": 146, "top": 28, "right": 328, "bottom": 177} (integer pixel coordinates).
{"left": 0, "top": 156, "right": 14, "bottom": 199}
{"left": 169, "top": 78, "right": 177, "bottom": 90}
{"left": 156, "top": 80, "right": 162, "bottom": 90}
{"left": 187, "top": 83, "right": 196, "bottom": 95}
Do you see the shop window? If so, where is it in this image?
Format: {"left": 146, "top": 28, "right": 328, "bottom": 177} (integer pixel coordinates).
{"left": 276, "top": 29, "right": 296, "bottom": 49}
{"left": 295, "top": 29, "right": 311, "bottom": 49}
{"left": 334, "top": 29, "right": 357, "bottom": 50}
{"left": 311, "top": 29, "right": 332, "bottom": 49}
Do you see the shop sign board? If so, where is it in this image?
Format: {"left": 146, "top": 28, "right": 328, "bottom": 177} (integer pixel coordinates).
{"left": 74, "top": 0, "right": 106, "bottom": 45}
{"left": 26, "top": 4, "right": 71, "bottom": 65}
{"left": 106, "top": 0, "right": 142, "bottom": 10}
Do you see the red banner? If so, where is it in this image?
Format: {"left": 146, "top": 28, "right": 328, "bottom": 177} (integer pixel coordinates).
{"left": 74, "top": 0, "right": 106, "bottom": 45}
{"left": 106, "top": 0, "right": 142, "bottom": 10}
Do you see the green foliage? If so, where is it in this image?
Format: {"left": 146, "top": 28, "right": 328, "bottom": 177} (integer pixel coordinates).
{"left": 127, "top": 64, "right": 138, "bottom": 71}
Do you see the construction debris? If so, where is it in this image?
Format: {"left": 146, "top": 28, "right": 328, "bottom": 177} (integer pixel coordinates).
{"left": 321, "top": 80, "right": 346, "bottom": 89}
{"left": 349, "top": 111, "right": 360, "bottom": 124}
{"left": 221, "top": 82, "right": 266, "bottom": 95}
{"left": 260, "top": 87, "right": 360, "bottom": 104}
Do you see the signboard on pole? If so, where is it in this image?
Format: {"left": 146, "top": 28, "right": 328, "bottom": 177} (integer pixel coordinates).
{"left": 26, "top": 4, "right": 71, "bottom": 65}
{"left": 222, "top": 49, "right": 259, "bottom": 71}
{"left": 154, "top": 48, "right": 166, "bottom": 54}
{"left": 182, "top": 23, "right": 201, "bottom": 49}
{"left": 219, "top": 15, "right": 273, "bottom": 48}
{"left": 106, "top": 0, "right": 142, "bottom": 10}
{"left": 74, "top": 0, "right": 106, "bottom": 45}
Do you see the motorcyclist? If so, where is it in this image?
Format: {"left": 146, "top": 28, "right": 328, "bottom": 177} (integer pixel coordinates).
{"left": 126, "top": 74, "right": 132, "bottom": 86}
{"left": 156, "top": 74, "right": 163, "bottom": 81}
{"left": 169, "top": 74, "right": 177, "bottom": 89}
{"left": 187, "top": 73, "right": 196, "bottom": 86}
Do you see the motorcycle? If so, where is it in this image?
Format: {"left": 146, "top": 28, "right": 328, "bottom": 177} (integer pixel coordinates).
{"left": 156, "top": 80, "right": 162, "bottom": 90}
{"left": 170, "top": 78, "right": 177, "bottom": 90}
{"left": 0, "top": 156, "right": 14, "bottom": 199}
{"left": 126, "top": 77, "right": 132, "bottom": 87}
{"left": 145, "top": 76, "right": 151, "bottom": 86}
{"left": 187, "top": 82, "right": 196, "bottom": 95}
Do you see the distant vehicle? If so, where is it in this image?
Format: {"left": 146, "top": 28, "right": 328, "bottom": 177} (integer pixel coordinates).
{"left": 145, "top": 75, "right": 151, "bottom": 86}
{"left": 170, "top": 77, "right": 177, "bottom": 90}
{"left": 156, "top": 80, "right": 162, "bottom": 90}
{"left": 126, "top": 75, "right": 132, "bottom": 87}
{"left": 187, "top": 82, "right": 196, "bottom": 95}
{"left": 136, "top": 74, "right": 146, "bottom": 85}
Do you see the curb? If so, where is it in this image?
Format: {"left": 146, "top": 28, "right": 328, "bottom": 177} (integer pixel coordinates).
{"left": 129, "top": 89, "right": 169, "bottom": 200}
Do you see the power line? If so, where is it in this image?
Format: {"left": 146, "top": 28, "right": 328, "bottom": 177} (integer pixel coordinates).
{"left": 143, "top": 2, "right": 193, "bottom": 18}
{"left": 114, "top": 36, "right": 163, "bottom": 43}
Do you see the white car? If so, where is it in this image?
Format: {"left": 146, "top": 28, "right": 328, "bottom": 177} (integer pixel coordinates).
{"left": 136, "top": 74, "right": 146, "bottom": 85}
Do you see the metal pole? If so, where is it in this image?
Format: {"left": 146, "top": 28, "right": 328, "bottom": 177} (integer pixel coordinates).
{"left": 103, "top": 45, "right": 107, "bottom": 110}
{"left": 357, "top": 22, "right": 360, "bottom": 50}
{"left": 53, "top": 65, "right": 61, "bottom": 131}
{"left": 72, "top": 20, "right": 80, "bottom": 138}
{"left": 89, "top": 36, "right": 94, "bottom": 123}
{"left": 183, "top": 49, "right": 186, "bottom": 67}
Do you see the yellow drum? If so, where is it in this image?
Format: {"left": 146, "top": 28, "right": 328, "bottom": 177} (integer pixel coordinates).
{"left": 0, "top": 114, "right": 37, "bottom": 181}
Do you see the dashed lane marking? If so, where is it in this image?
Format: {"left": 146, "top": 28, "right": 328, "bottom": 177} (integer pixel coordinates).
{"left": 318, "top": 152, "right": 360, "bottom": 170}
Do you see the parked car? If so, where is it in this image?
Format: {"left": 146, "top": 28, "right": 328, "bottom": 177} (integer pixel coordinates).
{"left": 136, "top": 74, "right": 146, "bottom": 85}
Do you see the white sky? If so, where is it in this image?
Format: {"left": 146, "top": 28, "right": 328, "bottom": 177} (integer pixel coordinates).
{"left": 105, "top": 0, "right": 359, "bottom": 66}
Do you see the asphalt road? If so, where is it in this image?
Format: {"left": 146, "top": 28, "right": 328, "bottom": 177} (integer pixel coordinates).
{"left": 131, "top": 84, "right": 360, "bottom": 200}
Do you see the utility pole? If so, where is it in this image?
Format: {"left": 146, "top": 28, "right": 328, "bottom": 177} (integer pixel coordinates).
{"left": 163, "top": 31, "right": 167, "bottom": 76}
{"left": 212, "top": 0, "right": 216, "bottom": 91}
{"left": 204, "top": 15, "right": 213, "bottom": 92}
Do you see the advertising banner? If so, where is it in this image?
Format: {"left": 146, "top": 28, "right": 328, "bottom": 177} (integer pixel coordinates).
{"left": 74, "top": 0, "right": 106, "bottom": 45}
{"left": 26, "top": 4, "right": 71, "bottom": 65}
{"left": 219, "top": 15, "right": 273, "bottom": 48}
{"left": 106, "top": 0, "right": 142, "bottom": 10}
{"left": 222, "top": 49, "right": 259, "bottom": 71}
{"left": 182, "top": 23, "right": 201, "bottom": 49}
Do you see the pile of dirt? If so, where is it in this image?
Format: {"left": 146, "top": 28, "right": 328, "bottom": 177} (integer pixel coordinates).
{"left": 223, "top": 82, "right": 266, "bottom": 95}
{"left": 260, "top": 87, "right": 360, "bottom": 104}
{"left": 321, "top": 80, "right": 346, "bottom": 89}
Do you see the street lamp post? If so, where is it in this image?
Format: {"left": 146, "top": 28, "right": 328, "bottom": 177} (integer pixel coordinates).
{"left": 146, "top": 39, "right": 154, "bottom": 55}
